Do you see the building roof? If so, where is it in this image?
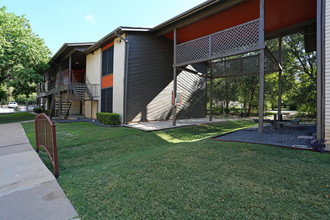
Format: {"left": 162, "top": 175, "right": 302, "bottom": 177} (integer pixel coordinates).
{"left": 50, "top": 42, "right": 95, "bottom": 64}
{"left": 85, "top": 27, "right": 151, "bottom": 54}
{"left": 152, "top": 0, "right": 245, "bottom": 35}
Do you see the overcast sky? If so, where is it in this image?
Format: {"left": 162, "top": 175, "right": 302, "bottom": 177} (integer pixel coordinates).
{"left": 1, "top": 0, "right": 206, "bottom": 55}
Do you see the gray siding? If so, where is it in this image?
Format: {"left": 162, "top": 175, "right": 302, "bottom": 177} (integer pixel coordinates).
{"left": 126, "top": 32, "right": 206, "bottom": 122}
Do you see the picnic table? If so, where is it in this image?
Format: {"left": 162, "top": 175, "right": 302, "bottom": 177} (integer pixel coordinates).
{"left": 254, "top": 113, "right": 301, "bottom": 130}
{"left": 272, "top": 112, "right": 290, "bottom": 121}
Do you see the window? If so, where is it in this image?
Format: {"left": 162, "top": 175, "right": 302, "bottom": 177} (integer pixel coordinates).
{"left": 101, "top": 87, "right": 113, "bottom": 113}
{"left": 102, "top": 46, "right": 114, "bottom": 76}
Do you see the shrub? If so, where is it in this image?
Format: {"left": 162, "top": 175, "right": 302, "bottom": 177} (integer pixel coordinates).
{"left": 44, "top": 110, "right": 50, "bottom": 116}
{"left": 33, "top": 107, "right": 50, "bottom": 116}
{"left": 212, "top": 106, "right": 224, "bottom": 115}
{"left": 96, "top": 113, "right": 121, "bottom": 125}
{"left": 33, "top": 107, "right": 43, "bottom": 113}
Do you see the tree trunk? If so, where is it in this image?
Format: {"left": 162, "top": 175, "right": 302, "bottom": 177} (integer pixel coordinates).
{"left": 247, "top": 87, "right": 256, "bottom": 116}
{"left": 225, "top": 101, "right": 229, "bottom": 114}
{"left": 225, "top": 80, "right": 229, "bottom": 114}
{"left": 26, "top": 94, "right": 29, "bottom": 112}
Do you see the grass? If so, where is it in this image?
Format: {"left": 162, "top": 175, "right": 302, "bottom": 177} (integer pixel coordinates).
{"left": 22, "top": 121, "right": 330, "bottom": 219}
{"left": 0, "top": 112, "right": 35, "bottom": 124}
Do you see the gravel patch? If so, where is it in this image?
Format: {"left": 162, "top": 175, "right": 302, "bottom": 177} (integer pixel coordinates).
{"left": 215, "top": 124, "right": 316, "bottom": 147}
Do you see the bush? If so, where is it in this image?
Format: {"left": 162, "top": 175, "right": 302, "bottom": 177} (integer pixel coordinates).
{"left": 212, "top": 106, "right": 224, "bottom": 115}
{"left": 96, "top": 113, "right": 121, "bottom": 125}
{"left": 33, "top": 107, "right": 50, "bottom": 116}
{"left": 44, "top": 110, "right": 50, "bottom": 116}
{"left": 33, "top": 107, "right": 43, "bottom": 113}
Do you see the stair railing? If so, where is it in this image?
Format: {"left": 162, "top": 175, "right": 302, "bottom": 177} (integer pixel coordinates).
{"left": 70, "top": 72, "right": 99, "bottom": 100}
{"left": 85, "top": 76, "right": 100, "bottom": 99}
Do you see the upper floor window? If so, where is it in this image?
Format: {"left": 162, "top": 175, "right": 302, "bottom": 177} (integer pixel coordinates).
{"left": 102, "top": 46, "right": 114, "bottom": 76}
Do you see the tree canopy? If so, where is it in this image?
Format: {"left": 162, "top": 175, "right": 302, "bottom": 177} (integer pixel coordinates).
{"left": 0, "top": 6, "right": 51, "bottom": 98}
{"left": 210, "top": 32, "right": 317, "bottom": 116}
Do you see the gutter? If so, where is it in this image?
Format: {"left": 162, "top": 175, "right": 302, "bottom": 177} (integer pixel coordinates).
{"left": 115, "top": 31, "right": 129, "bottom": 124}
{"left": 86, "top": 27, "right": 150, "bottom": 54}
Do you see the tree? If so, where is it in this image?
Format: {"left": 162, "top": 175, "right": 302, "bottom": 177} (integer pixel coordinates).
{"left": 282, "top": 33, "right": 317, "bottom": 114}
{"left": 0, "top": 87, "right": 7, "bottom": 104}
{"left": 213, "top": 78, "right": 238, "bottom": 114}
{"left": 0, "top": 7, "right": 50, "bottom": 93}
{"left": 236, "top": 75, "right": 259, "bottom": 116}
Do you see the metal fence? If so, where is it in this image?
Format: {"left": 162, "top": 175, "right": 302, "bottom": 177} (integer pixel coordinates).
{"left": 35, "top": 113, "right": 58, "bottom": 178}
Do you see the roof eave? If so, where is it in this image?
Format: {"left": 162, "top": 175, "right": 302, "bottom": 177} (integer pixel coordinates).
{"left": 152, "top": 0, "right": 246, "bottom": 36}
{"left": 51, "top": 42, "right": 94, "bottom": 64}
{"left": 86, "top": 26, "right": 151, "bottom": 54}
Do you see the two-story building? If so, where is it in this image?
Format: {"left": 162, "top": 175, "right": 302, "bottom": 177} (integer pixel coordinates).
{"left": 37, "top": 42, "right": 99, "bottom": 119}
{"left": 38, "top": 0, "right": 330, "bottom": 150}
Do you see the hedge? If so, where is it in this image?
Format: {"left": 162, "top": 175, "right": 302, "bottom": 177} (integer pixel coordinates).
{"left": 96, "top": 113, "right": 121, "bottom": 125}
{"left": 33, "top": 107, "right": 50, "bottom": 116}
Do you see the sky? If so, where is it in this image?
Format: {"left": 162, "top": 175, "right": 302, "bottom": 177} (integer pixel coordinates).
{"left": 1, "top": 0, "right": 206, "bottom": 55}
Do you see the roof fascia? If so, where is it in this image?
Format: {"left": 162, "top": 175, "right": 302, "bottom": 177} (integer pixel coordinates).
{"left": 86, "top": 27, "right": 151, "bottom": 54}
{"left": 153, "top": 0, "right": 246, "bottom": 36}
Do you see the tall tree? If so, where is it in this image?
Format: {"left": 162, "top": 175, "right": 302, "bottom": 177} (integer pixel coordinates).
{"left": 0, "top": 7, "right": 50, "bottom": 89}
{"left": 283, "top": 33, "right": 317, "bottom": 114}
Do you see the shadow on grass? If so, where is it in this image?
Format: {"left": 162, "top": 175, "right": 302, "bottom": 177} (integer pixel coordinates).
{"left": 155, "top": 120, "right": 256, "bottom": 143}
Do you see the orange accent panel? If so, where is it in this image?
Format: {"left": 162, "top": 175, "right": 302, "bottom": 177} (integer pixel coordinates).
{"left": 102, "top": 74, "right": 113, "bottom": 88}
{"left": 102, "top": 41, "right": 114, "bottom": 51}
{"left": 164, "top": 0, "right": 316, "bottom": 43}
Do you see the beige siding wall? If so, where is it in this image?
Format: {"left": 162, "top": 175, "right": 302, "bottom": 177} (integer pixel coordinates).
{"left": 325, "top": 0, "right": 330, "bottom": 150}
{"left": 84, "top": 100, "right": 98, "bottom": 119}
{"left": 62, "top": 92, "right": 81, "bottom": 115}
{"left": 85, "top": 48, "right": 102, "bottom": 118}
{"left": 86, "top": 48, "right": 102, "bottom": 86}
{"left": 113, "top": 34, "right": 126, "bottom": 121}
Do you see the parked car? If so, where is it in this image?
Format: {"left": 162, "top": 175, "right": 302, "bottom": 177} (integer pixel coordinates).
{"left": 8, "top": 102, "right": 18, "bottom": 108}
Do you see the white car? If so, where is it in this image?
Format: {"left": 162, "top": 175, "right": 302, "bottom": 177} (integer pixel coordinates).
{"left": 8, "top": 102, "right": 18, "bottom": 108}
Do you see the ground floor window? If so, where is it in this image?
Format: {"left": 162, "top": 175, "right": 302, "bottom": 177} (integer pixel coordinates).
{"left": 101, "top": 87, "right": 113, "bottom": 113}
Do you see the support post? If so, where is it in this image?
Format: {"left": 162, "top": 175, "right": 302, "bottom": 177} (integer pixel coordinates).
{"left": 277, "top": 35, "right": 282, "bottom": 119}
{"left": 316, "top": 0, "right": 325, "bottom": 141}
{"left": 258, "top": 0, "right": 265, "bottom": 133}
{"left": 209, "top": 62, "right": 213, "bottom": 121}
{"left": 172, "top": 29, "right": 177, "bottom": 126}
{"left": 68, "top": 55, "right": 72, "bottom": 99}
{"left": 58, "top": 65, "right": 62, "bottom": 122}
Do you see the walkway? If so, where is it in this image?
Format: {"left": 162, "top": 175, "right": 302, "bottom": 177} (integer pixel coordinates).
{"left": 0, "top": 123, "right": 78, "bottom": 220}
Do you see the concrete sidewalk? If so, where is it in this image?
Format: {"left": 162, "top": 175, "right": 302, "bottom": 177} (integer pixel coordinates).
{"left": 0, "top": 123, "right": 78, "bottom": 220}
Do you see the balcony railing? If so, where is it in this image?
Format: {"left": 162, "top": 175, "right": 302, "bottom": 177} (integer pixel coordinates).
{"left": 48, "top": 78, "right": 57, "bottom": 90}
{"left": 37, "top": 71, "right": 100, "bottom": 100}
{"left": 175, "top": 19, "right": 261, "bottom": 66}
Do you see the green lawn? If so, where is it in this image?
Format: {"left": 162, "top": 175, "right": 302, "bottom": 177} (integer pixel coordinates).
{"left": 0, "top": 112, "right": 35, "bottom": 124}
{"left": 22, "top": 121, "right": 330, "bottom": 219}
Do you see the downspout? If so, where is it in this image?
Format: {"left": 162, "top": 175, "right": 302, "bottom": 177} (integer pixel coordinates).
{"left": 115, "top": 31, "right": 129, "bottom": 124}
